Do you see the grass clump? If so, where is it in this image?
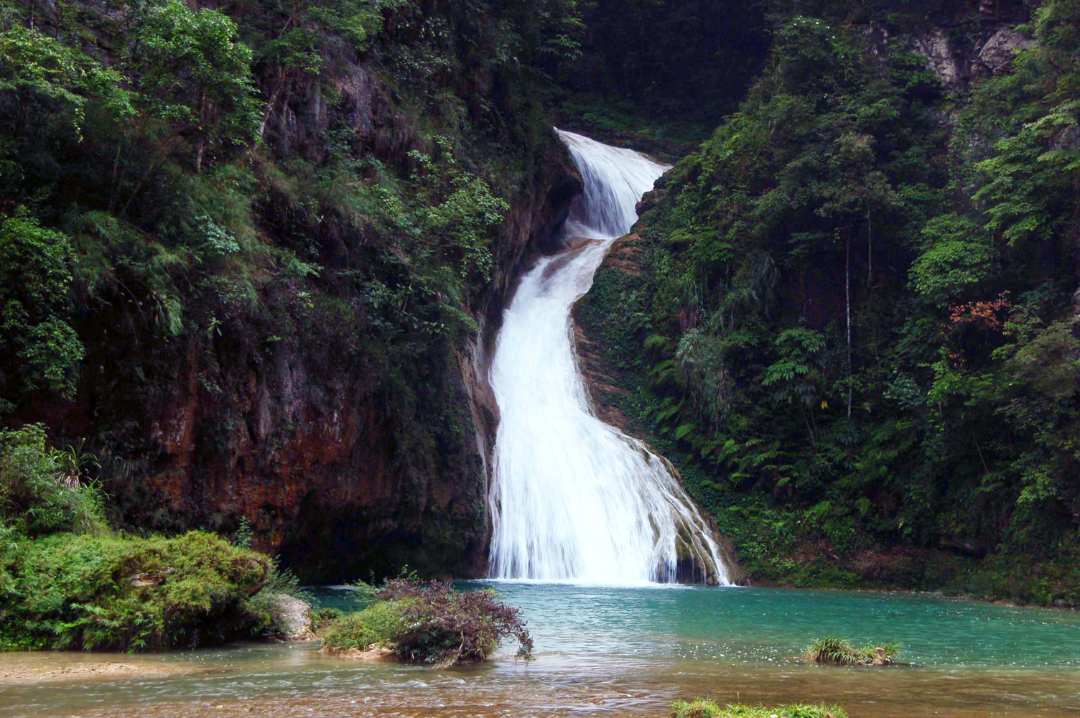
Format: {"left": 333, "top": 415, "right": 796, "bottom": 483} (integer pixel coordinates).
{"left": 671, "top": 701, "right": 847, "bottom": 718}
{"left": 318, "top": 576, "right": 533, "bottom": 667}
{"left": 804, "top": 637, "right": 901, "bottom": 666}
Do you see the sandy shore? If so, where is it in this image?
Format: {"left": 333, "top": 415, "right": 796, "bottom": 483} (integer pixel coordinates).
{"left": 0, "top": 653, "right": 208, "bottom": 684}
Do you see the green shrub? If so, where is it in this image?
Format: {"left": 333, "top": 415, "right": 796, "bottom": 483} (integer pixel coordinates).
{"left": 318, "top": 577, "right": 533, "bottom": 667}
{"left": 310, "top": 607, "right": 344, "bottom": 633}
{"left": 349, "top": 579, "right": 380, "bottom": 608}
{"left": 671, "top": 701, "right": 847, "bottom": 718}
{"left": 0, "top": 424, "right": 106, "bottom": 536}
{"left": 0, "top": 212, "right": 85, "bottom": 403}
{"left": 804, "top": 637, "right": 900, "bottom": 666}
{"left": 0, "top": 530, "right": 270, "bottom": 651}
{"left": 321, "top": 601, "right": 405, "bottom": 651}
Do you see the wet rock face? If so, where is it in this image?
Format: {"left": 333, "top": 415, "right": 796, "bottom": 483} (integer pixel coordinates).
{"left": 265, "top": 54, "right": 420, "bottom": 163}
{"left": 102, "top": 306, "right": 492, "bottom": 583}
{"left": 119, "top": 141, "right": 577, "bottom": 584}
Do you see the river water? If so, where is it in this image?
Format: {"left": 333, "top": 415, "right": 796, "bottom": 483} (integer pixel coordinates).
{"left": 4, "top": 584, "right": 1080, "bottom": 717}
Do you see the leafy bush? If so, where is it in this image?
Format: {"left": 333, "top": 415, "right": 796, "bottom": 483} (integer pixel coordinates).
{"left": 0, "top": 424, "right": 106, "bottom": 536}
{"left": 0, "top": 530, "right": 270, "bottom": 651}
{"left": 380, "top": 578, "right": 533, "bottom": 665}
{"left": 573, "top": 0, "right": 1080, "bottom": 606}
{"left": 804, "top": 637, "right": 900, "bottom": 666}
{"left": 321, "top": 601, "right": 405, "bottom": 651}
{"left": 310, "top": 607, "right": 344, "bottom": 633}
{"left": 671, "top": 701, "right": 847, "bottom": 718}
{"left": 124, "top": 0, "right": 261, "bottom": 170}
{"left": 0, "top": 213, "right": 85, "bottom": 403}
{"left": 318, "top": 577, "right": 533, "bottom": 667}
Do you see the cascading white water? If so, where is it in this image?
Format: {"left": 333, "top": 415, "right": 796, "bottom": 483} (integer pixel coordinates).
{"left": 487, "top": 130, "right": 732, "bottom": 585}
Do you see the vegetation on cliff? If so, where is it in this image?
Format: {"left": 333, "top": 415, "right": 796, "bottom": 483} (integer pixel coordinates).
{"left": 575, "top": 0, "right": 1080, "bottom": 605}
{"left": 0, "top": 0, "right": 1077, "bottom": 608}
{"left": 0, "top": 0, "right": 584, "bottom": 580}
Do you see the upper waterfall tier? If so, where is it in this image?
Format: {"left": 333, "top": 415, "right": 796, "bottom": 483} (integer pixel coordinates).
{"left": 486, "top": 130, "right": 732, "bottom": 586}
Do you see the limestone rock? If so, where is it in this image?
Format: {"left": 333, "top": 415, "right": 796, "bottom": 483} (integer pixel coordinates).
{"left": 976, "top": 29, "right": 1035, "bottom": 75}
{"left": 911, "top": 28, "right": 961, "bottom": 86}
{"left": 269, "top": 593, "right": 314, "bottom": 641}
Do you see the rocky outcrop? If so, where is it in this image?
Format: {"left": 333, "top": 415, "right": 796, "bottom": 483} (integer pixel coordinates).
{"left": 909, "top": 25, "right": 1035, "bottom": 87}
{"left": 911, "top": 28, "right": 963, "bottom": 86}
{"left": 269, "top": 594, "right": 315, "bottom": 640}
{"left": 975, "top": 28, "right": 1036, "bottom": 75}
{"left": 856, "top": 1, "right": 1037, "bottom": 89}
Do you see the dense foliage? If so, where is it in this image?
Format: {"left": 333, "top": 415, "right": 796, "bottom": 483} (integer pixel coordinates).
{"left": 556, "top": 0, "right": 769, "bottom": 139}
{"left": 0, "top": 424, "right": 105, "bottom": 536}
{"left": 0, "top": 0, "right": 567, "bottom": 416}
{"left": 576, "top": 0, "right": 1080, "bottom": 604}
{"left": 319, "top": 577, "right": 533, "bottom": 666}
{"left": 0, "top": 530, "right": 271, "bottom": 651}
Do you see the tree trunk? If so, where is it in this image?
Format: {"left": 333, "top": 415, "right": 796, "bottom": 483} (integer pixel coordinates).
{"left": 866, "top": 202, "right": 873, "bottom": 301}
{"left": 846, "top": 228, "right": 853, "bottom": 419}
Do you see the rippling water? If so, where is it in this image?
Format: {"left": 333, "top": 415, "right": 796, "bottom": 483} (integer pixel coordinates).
{"left": 3, "top": 585, "right": 1079, "bottom": 717}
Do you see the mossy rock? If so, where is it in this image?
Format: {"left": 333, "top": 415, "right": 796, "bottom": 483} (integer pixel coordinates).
{"left": 0, "top": 531, "right": 270, "bottom": 651}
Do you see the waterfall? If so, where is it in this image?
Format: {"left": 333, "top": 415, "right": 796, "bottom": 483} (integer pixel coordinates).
{"left": 486, "top": 130, "right": 732, "bottom": 586}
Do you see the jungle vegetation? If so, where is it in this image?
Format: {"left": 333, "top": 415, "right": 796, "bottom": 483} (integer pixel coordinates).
{"left": 576, "top": 0, "right": 1080, "bottom": 605}
{"left": 0, "top": 0, "right": 579, "bottom": 647}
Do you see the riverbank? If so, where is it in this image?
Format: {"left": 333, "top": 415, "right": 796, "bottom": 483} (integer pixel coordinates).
{"left": 0, "top": 652, "right": 212, "bottom": 684}
{"left": 5, "top": 584, "right": 1080, "bottom": 716}
{"left": 5, "top": 610, "right": 1080, "bottom": 718}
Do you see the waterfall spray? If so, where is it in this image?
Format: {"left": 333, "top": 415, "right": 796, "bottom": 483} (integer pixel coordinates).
{"left": 487, "top": 130, "right": 732, "bottom": 585}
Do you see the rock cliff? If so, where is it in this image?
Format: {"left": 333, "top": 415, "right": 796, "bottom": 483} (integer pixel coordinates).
{"left": 6, "top": 0, "right": 581, "bottom": 582}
